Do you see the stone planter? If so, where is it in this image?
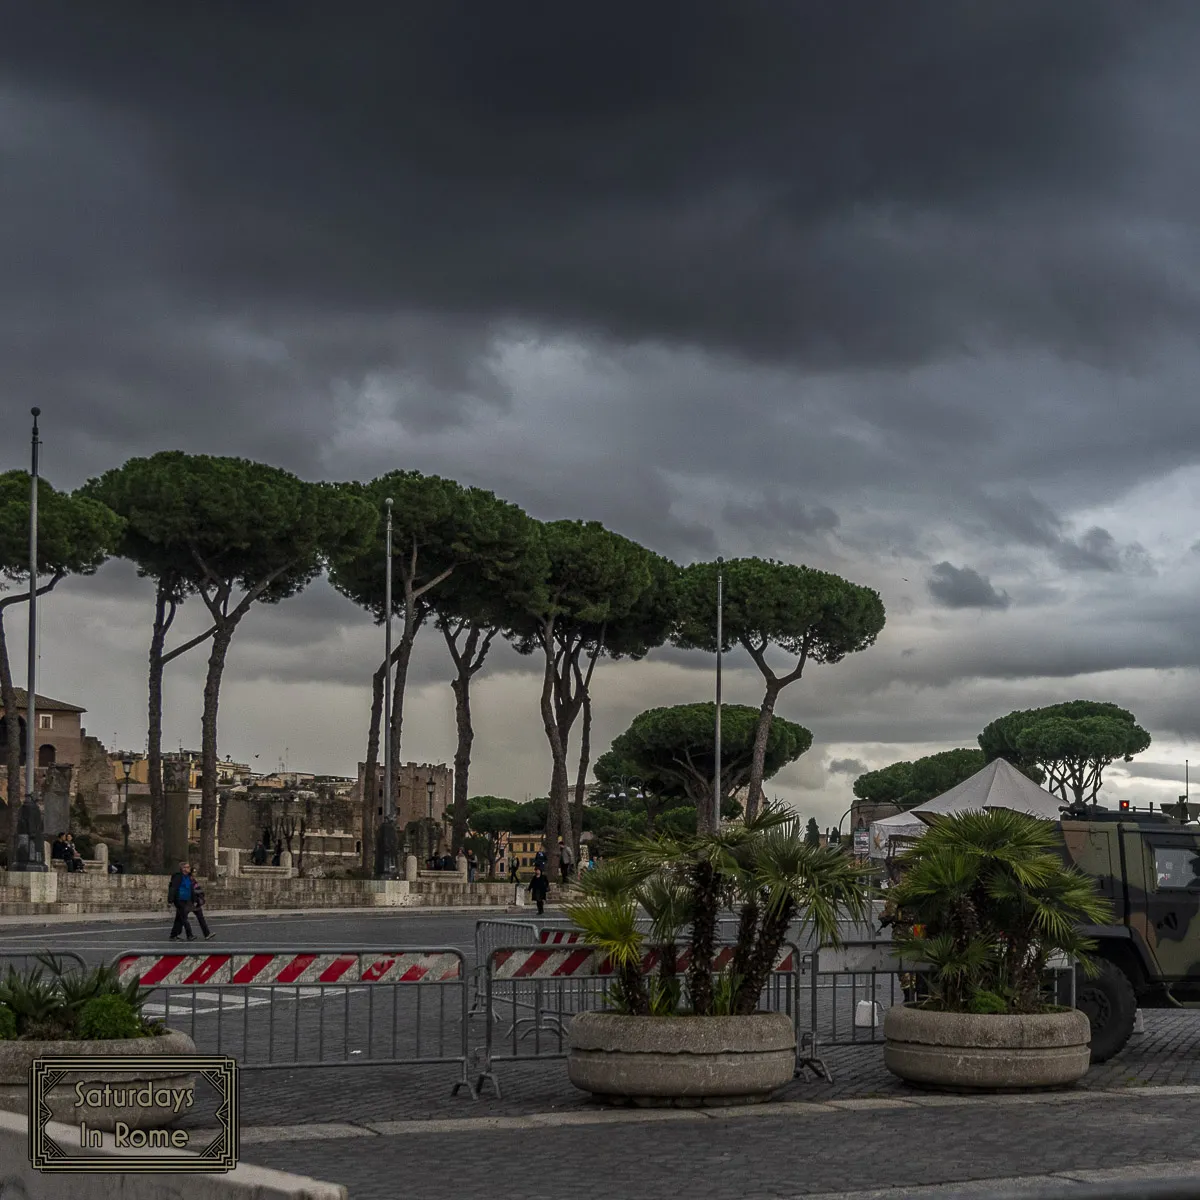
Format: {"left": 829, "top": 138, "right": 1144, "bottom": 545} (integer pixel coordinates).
{"left": 567, "top": 1011, "right": 795, "bottom": 1107}
{"left": 0, "top": 1028, "right": 197, "bottom": 1129}
{"left": 883, "top": 1004, "right": 1091, "bottom": 1091}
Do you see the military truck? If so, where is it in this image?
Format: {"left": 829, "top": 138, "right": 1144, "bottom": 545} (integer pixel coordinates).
{"left": 1059, "top": 800, "right": 1200, "bottom": 1061}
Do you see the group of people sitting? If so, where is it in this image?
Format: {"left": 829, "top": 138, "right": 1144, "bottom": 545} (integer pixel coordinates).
{"left": 49, "top": 832, "right": 85, "bottom": 871}
{"left": 249, "top": 838, "right": 284, "bottom": 866}
{"left": 49, "top": 832, "right": 124, "bottom": 873}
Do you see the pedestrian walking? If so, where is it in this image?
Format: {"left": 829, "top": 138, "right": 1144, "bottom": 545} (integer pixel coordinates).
{"left": 528, "top": 866, "right": 550, "bottom": 915}
{"left": 466, "top": 850, "right": 477, "bottom": 883}
{"left": 168, "top": 862, "right": 214, "bottom": 942}
{"left": 558, "top": 836, "right": 575, "bottom": 884}
{"left": 533, "top": 846, "right": 547, "bottom": 873}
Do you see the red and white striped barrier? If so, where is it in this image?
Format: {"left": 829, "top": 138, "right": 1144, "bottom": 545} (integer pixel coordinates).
{"left": 537, "top": 929, "right": 584, "bottom": 944}
{"left": 490, "top": 944, "right": 796, "bottom": 980}
{"left": 116, "top": 950, "right": 462, "bottom": 988}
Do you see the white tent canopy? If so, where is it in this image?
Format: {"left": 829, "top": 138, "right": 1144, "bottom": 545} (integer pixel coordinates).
{"left": 868, "top": 758, "right": 1064, "bottom": 860}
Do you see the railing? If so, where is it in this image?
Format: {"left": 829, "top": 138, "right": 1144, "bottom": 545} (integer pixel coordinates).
{"left": 112, "top": 945, "right": 477, "bottom": 1098}
{"left": 473, "top": 941, "right": 805, "bottom": 1099}
{"left": 470, "top": 918, "right": 540, "bottom": 1018}
{"left": 0, "top": 949, "right": 87, "bottom": 974}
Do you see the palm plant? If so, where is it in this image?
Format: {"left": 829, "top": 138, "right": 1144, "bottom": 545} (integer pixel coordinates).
{"left": 568, "top": 862, "right": 650, "bottom": 1015}
{"left": 887, "top": 808, "right": 1111, "bottom": 1014}
{"left": 566, "top": 805, "right": 873, "bottom": 1017}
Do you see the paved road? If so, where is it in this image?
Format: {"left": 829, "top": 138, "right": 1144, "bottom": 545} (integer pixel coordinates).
{"left": 0, "top": 910, "right": 492, "bottom": 965}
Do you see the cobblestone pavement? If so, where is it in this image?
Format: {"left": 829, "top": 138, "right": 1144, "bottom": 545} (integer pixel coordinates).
{"left": 238, "top": 1091, "right": 1200, "bottom": 1199}
{"left": 215, "top": 1006, "right": 1200, "bottom": 1130}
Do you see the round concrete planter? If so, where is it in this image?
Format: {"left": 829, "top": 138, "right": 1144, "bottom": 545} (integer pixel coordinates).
{"left": 0, "top": 1028, "right": 197, "bottom": 1129}
{"left": 883, "top": 1004, "right": 1091, "bottom": 1092}
{"left": 567, "top": 1011, "right": 795, "bottom": 1107}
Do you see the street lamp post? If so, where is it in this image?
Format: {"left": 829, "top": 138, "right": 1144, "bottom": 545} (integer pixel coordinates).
{"left": 712, "top": 556, "right": 723, "bottom": 835}
{"left": 121, "top": 755, "right": 134, "bottom": 861}
{"left": 377, "top": 498, "right": 396, "bottom": 878}
{"left": 426, "top": 774, "right": 436, "bottom": 862}
{"left": 13, "top": 408, "right": 46, "bottom": 872}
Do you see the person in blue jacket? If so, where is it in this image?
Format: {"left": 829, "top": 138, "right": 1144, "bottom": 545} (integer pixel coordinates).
{"left": 168, "top": 861, "right": 214, "bottom": 942}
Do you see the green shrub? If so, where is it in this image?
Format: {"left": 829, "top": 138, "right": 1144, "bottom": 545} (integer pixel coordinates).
{"left": 967, "top": 990, "right": 1009, "bottom": 1015}
{"left": 0, "top": 957, "right": 154, "bottom": 1040}
{"left": 78, "top": 994, "right": 142, "bottom": 1040}
{"left": 0, "top": 1004, "right": 16, "bottom": 1040}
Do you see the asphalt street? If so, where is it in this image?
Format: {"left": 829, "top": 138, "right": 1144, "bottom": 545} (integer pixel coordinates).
{"left": 0, "top": 910, "right": 491, "bottom": 966}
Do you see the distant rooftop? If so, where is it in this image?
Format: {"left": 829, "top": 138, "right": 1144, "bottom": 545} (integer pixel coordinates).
{"left": 2, "top": 688, "right": 86, "bottom": 714}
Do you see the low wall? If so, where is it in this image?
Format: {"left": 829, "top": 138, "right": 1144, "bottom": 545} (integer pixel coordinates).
{"left": 0, "top": 870, "right": 515, "bottom": 915}
{"left": 0, "top": 1108, "right": 345, "bottom": 1198}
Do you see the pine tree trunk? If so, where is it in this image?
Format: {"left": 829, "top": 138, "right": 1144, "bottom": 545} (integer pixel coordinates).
{"left": 147, "top": 583, "right": 169, "bottom": 872}
{"left": 199, "top": 623, "right": 235, "bottom": 877}
{"left": 0, "top": 610, "right": 21, "bottom": 848}
{"left": 540, "top": 639, "right": 566, "bottom": 882}
{"left": 388, "top": 633, "right": 416, "bottom": 818}
{"left": 745, "top": 680, "right": 781, "bottom": 820}
{"left": 450, "top": 671, "right": 472, "bottom": 856}
{"left": 571, "top": 688, "right": 591, "bottom": 861}
{"left": 360, "top": 656, "right": 387, "bottom": 872}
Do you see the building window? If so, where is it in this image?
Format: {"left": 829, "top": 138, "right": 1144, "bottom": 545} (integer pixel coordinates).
{"left": 38, "top": 714, "right": 53, "bottom": 730}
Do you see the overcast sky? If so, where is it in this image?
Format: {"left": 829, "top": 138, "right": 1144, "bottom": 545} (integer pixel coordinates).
{"left": 3, "top": 3, "right": 1199, "bottom": 826}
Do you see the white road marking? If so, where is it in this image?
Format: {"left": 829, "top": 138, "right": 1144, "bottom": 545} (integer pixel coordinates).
{"left": 144, "top": 985, "right": 332, "bottom": 1016}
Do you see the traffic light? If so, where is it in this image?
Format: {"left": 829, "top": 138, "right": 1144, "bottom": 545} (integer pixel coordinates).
{"left": 1119, "top": 799, "right": 1130, "bottom": 812}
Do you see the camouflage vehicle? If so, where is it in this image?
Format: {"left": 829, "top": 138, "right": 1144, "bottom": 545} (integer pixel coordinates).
{"left": 1059, "top": 799, "right": 1200, "bottom": 1061}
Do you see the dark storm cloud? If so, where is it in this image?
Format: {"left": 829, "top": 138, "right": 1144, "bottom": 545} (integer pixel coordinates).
{"left": 4, "top": 3, "right": 1200, "bottom": 792}
{"left": 964, "top": 495, "right": 1154, "bottom": 575}
{"left": 3, "top": 2, "right": 1198, "bottom": 373}
{"left": 722, "top": 491, "right": 839, "bottom": 536}
{"left": 927, "top": 563, "right": 1011, "bottom": 610}
{"left": 1110, "top": 761, "right": 1189, "bottom": 783}
{"left": 828, "top": 758, "right": 867, "bottom": 778}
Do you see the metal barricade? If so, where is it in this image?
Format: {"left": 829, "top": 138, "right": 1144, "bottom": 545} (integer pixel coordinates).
{"left": 471, "top": 919, "right": 539, "bottom": 1017}
{"left": 475, "top": 941, "right": 804, "bottom": 1098}
{"left": 112, "top": 945, "right": 478, "bottom": 1098}
{"left": 798, "top": 941, "right": 904, "bottom": 1080}
{"left": 0, "top": 950, "right": 88, "bottom": 975}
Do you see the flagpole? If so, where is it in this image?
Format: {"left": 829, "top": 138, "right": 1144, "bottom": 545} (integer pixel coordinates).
{"left": 15, "top": 408, "right": 46, "bottom": 871}
{"left": 713, "top": 557, "right": 723, "bottom": 833}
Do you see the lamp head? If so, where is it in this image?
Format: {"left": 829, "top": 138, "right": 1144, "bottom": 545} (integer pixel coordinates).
{"left": 121, "top": 755, "right": 134, "bottom": 778}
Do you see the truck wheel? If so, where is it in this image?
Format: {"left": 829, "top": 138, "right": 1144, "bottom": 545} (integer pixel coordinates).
{"left": 1074, "top": 960, "right": 1137, "bottom": 1063}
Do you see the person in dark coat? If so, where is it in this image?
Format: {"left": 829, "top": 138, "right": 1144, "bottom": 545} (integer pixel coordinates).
{"left": 528, "top": 866, "right": 550, "bottom": 915}
{"left": 250, "top": 840, "right": 268, "bottom": 866}
{"left": 271, "top": 840, "right": 283, "bottom": 866}
{"left": 168, "top": 861, "right": 213, "bottom": 941}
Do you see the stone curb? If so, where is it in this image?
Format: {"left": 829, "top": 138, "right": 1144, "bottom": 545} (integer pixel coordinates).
{"left": 193, "top": 1084, "right": 1200, "bottom": 1146}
